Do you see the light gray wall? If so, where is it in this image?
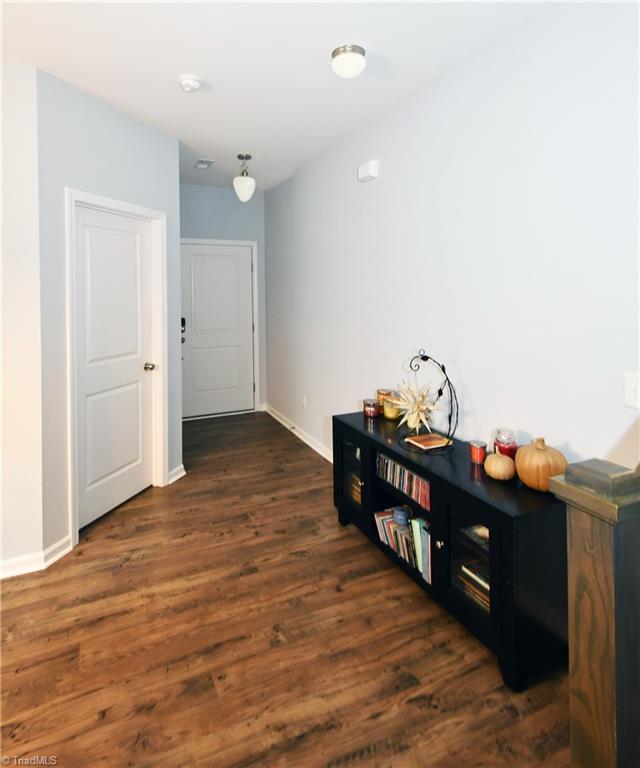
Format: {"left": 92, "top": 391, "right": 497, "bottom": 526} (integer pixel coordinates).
{"left": 180, "top": 184, "right": 267, "bottom": 403}
{"left": 266, "top": 3, "right": 639, "bottom": 467}
{"left": 36, "top": 71, "right": 182, "bottom": 549}
{"left": 2, "top": 66, "right": 44, "bottom": 560}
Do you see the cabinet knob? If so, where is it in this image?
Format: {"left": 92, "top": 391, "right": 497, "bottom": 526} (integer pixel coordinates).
{"left": 435, "top": 540, "right": 445, "bottom": 550}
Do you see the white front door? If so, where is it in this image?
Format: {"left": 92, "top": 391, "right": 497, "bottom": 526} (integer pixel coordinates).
{"left": 181, "top": 242, "right": 254, "bottom": 417}
{"left": 75, "top": 205, "right": 154, "bottom": 528}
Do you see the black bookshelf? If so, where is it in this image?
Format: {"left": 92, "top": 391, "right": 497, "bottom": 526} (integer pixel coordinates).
{"left": 333, "top": 411, "right": 568, "bottom": 691}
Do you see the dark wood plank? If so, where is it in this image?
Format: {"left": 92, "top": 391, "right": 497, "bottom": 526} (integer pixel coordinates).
{"left": 615, "top": 517, "right": 640, "bottom": 767}
{"left": 566, "top": 507, "right": 615, "bottom": 767}
{"left": 1, "top": 413, "right": 569, "bottom": 766}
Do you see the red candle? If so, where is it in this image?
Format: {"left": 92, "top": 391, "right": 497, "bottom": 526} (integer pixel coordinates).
{"left": 495, "top": 439, "right": 518, "bottom": 459}
{"left": 363, "top": 399, "right": 379, "bottom": 418}
{"left": 469, "top": 441, "right": 487, "bottom": 465}
{"left": 494, "top": 428, "right": 517, "bottom": 459}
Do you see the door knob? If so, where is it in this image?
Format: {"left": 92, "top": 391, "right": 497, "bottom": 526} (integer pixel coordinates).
{"left": 435, "top": 540, "right": 445, "bottom": 550}
{"left": 144, "top": 362, "right": 156, "bottom": 371}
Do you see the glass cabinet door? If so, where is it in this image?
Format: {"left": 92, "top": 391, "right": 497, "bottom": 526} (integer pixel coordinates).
{"left": 341, "top": 440, "right": 363, "bottom": 508}
{"left": 442, "top": 493, "right": 500, "bottom": 650}
{"left": 451, "top": 520, "right": 491, "bottom": 614}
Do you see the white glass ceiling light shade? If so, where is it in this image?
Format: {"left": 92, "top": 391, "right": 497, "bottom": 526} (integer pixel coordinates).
{"left": 178, "top": 73, "right": 202, "bottom": 93}
{"left": 233, "top": 154, "right": 256, "bottom": 202}
{"left": 331, "top": 45, "right": 366, "bottom": 79}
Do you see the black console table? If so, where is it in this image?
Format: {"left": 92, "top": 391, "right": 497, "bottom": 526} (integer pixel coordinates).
{"left": 332, "top": 412, "right": 568, "bottom": 691}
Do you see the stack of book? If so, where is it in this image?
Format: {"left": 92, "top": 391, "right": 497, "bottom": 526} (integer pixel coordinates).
{"left": 374, "top": 506, "right": 431, "bottom": 584}
{"left": 455, "top": 559, "right": 490, "bottom": 611}
{"left": 376, "top": 454, "right": 430, "bottom": 510}
{"left": 462, "top": 524, "right": 489, "bottom": 552}
{"left": 348, "top": 472, "right": 362, "bottom": 505}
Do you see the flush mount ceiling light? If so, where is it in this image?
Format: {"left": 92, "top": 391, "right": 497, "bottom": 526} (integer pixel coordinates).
{"left": 331, "top": 44, "right": 366, "bottom": 79}
{"left": 178, "top": 73, "right": 203, "bottom": 93}
{"left": 233, "top": 154, "right": 256, "bottom": 202}
{"left": 194, "top": 159, "right": 215, "bottom": 170}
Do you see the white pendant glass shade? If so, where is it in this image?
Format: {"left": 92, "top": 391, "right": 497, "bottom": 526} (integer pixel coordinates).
{"left": 331, "top": 45, "right": 366, "bottom": 79}
{"left": 233, "top": 174, "right": 256, "bottom": 202}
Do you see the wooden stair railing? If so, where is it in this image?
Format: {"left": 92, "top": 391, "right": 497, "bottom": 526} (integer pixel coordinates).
{"left": 550, "top": 460, "right": 640, "bottom": 768}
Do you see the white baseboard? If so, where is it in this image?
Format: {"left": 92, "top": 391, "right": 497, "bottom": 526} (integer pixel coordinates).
{"left": 265, "top": 405, "right": 333, "bottom": 463}
{"left": 1, "top": 533, "right": 73, "bottom": 579}
{"left": 167, "top": 464, "right": 186, "bottom": 484}
{"left": 44, "top": 534, "right": 73, "bottom": 567}
{"left": 0, "top": 550, "right": 45, "bottom": 579}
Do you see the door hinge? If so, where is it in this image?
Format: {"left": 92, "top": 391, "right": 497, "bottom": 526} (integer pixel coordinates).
{"left": 253, "top": 383, "right": 256, "bottom": 393}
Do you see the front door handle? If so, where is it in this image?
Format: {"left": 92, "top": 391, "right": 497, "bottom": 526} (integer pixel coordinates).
{"left": 144, "top": 362, "right": 156, "bottom": 371}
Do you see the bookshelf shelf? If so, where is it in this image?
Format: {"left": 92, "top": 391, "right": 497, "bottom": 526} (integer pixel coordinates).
{"left": 333, "top": 411, "right": 568, "bottom": 692}
{"left": 375, "top": 477, "right": 429, "bottom": 517}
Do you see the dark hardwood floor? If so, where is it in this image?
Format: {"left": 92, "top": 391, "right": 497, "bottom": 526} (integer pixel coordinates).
{"left": 1, "top": 413, "right": 569, "bottom": 767}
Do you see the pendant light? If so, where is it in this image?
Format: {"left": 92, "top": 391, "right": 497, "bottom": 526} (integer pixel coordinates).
{"left": 233, "top": 154, "right": 256, "bottom": 202}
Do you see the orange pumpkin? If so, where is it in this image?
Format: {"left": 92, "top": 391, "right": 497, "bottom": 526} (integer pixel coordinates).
{"left": 484, "top": 452, "right": 516, "bottom": 481}
{"left": 515, "top": 437, "right": 567, "bottom": 492}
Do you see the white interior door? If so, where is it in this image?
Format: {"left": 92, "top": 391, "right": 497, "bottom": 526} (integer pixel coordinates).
{"left": 75, "top": 205, "right": 154, "bottom": 528}
{"left": 181, "top": 242, "right": 254, "bottom": 417}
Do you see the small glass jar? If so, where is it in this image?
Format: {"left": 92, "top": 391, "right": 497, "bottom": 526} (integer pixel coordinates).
{"left": 363, "top": 399, "right": 380, "bottom": 418}
{"left": 383, "top": 393, "right": 402, "bottom": 420}
{"left": 494, "top": 428, "right": 517, "bottom": 459}
{"left": 377, "top": 389, "right": 392, "bottom": 408}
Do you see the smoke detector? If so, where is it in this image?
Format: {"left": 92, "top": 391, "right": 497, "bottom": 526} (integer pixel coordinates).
{"left": 194, "top": 159, "right": 215, "bottom": 170}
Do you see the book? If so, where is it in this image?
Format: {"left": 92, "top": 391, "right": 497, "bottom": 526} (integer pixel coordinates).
{"left": 348, "top": 472, "right": 362, "bottom": 504}
{"left": 376, "top": 454, "right": 431, "bottom": 511}
{"left": 420, "top": 520, "right": 431, "bottom": 584}
{"left": 382, "top": 516, "right": 393, "bottom": 547}
{"left": 457, "top": 576, "right": 490, "bottom": 610}
{"left": 461, "top": 561, "right": 490, "bottom": 592}
{"left": 393, "top": 526, "right": 414, "bottom": 568}
{"left": 374, "top": 509, "right": 394, "bottom": 544}
{"left": 403, "top": 432, "right": 451, "bottom": 452}
{"left": 374, "top": 507, "right": 409, "bottom": 562}
{"left": 463, "top": 524, "right": 489, "bottom": 550}
{"left": 410, "top": 518, "right": 423, "bottom": 573}
{"left": 469, "top": 524, "right": 489, "bottom": 542}
{"left": 386, "top": 520, "right": 400, "bottom": 553}
{"left": 408, "top": 517, "right": 432, "bottom": 583}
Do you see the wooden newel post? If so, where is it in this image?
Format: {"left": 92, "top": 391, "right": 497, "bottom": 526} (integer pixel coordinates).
{"left": 550, "top": 460, "right": 640, "bottom": 768}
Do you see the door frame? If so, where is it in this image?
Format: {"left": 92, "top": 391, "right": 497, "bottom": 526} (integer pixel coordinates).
{"left": 180, "top": 238, "right": 260, "bottom": 417}
{"left": 65, "top": 188, "right": 169, "bottom": 546}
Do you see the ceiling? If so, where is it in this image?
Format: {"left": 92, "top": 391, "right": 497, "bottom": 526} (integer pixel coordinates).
{"left": 3, "top": 2, "right": 553, "bottom": 191}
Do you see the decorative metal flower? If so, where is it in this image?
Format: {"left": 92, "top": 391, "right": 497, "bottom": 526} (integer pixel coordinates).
{"left": 395, "top": 380, "right": 437, "bottom": 434}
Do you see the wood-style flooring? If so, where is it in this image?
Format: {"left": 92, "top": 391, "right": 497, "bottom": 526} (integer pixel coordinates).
{"left": 1, "top": 413, "right": 569, "bottom": 767}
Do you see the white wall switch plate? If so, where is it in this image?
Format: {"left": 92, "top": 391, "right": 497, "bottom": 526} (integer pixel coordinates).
{"left": 624, "top": 371, "right": 640, "bottom": 408}
{"left": 358, "top": 160, "right": 379, "bottom": 182}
